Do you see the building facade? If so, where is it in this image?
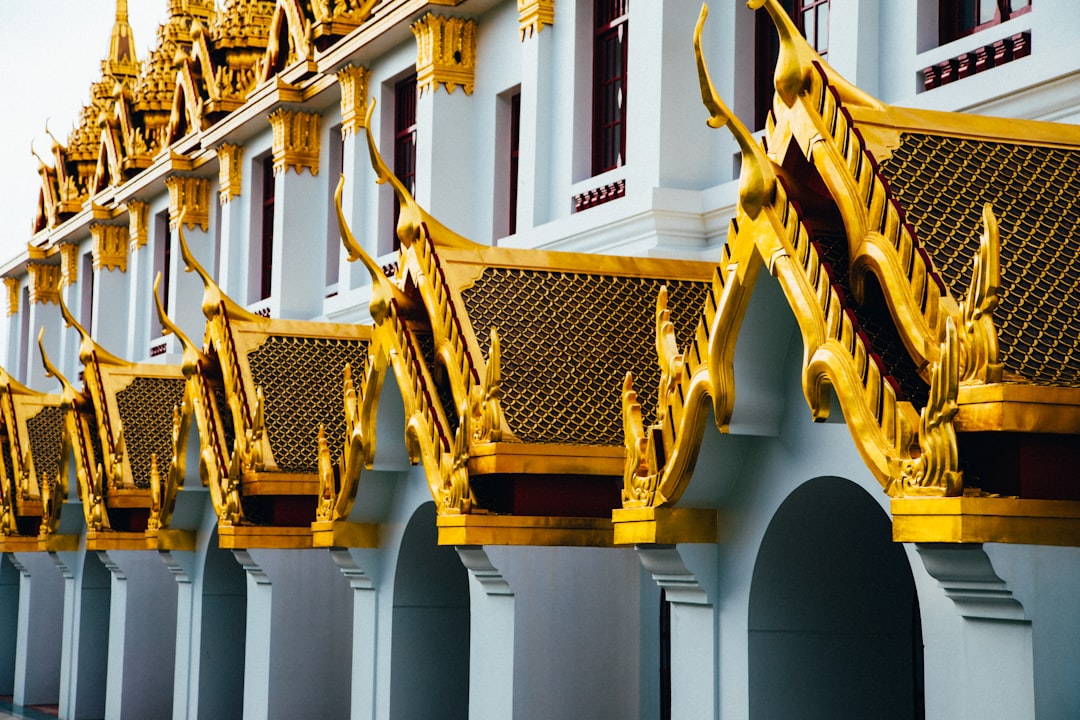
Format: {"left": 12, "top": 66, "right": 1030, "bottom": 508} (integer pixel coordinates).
{"left": 1, "top": 0, "right": 1080, "bottom": 718}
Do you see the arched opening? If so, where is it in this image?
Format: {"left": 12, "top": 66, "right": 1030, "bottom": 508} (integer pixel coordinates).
{"left": 749, "top": 476, "right": 924, "bottom": 719}
{"left": 197, "top": 530, "right": 246, "bottom": 720}
{"left": 390, "top": 501, "right": 470, "bottom": 719}
{"left": 0, "top": 554, "right": 19, "bottom": 695}
{"left": 73, "top": 552, "right": 110, "bottom": 718}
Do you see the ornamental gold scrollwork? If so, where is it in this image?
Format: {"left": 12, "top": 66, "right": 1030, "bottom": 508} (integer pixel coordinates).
{"left": 958, "top": 204, "right": 1003, "bottom": 385}
{"left": 898, "top": 317, "right": 962, "bottom": 496}
{"left": 316, "top": 359, "right": 380, "bottom": 523}
{"left": 38, "top": 329, "right": 110, "bottom": 532}
{"left": 3, "top": 278, "right": 18, "bottom": 317}
{"left": 471, "top": 328, "right": 504, "bottom": 445}
{"left": 412, "top": 14, "right": 478, "bottom": 96}
{"left": 519, "top": 0, "right": 555, "bottom": 39}
{"left": 154, "top": 271, "right": 244, "bottom": 526}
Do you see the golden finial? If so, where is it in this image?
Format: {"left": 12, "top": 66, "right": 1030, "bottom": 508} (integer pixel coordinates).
{"left": 173, "top": 209, "right": 262, "bottom": 323}
{"left": 58, "top": 293, "right": 126, "bottom": 368}
{"left": 361, "top": 99, "right": 480, "bottom": 250}
{"left": 749, "top": 0, "right": 883, "bottom": 110}
{"left": 694, "top": 4, "right": 776, "bottom": 217}
{"left": 334, "top": 174, "right": 420, "bottom": 324}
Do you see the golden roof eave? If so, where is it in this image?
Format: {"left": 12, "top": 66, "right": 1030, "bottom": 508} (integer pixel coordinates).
{"left": 173, "top": 220, "right": 371, "bottom": 548}
{"left": 620, "top": 2, "right": 1080, "bottom": 549}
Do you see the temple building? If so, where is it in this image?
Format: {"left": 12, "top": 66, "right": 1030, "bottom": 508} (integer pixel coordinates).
{"left": 2, "top": 0, "right": 1080, "bottom": 718}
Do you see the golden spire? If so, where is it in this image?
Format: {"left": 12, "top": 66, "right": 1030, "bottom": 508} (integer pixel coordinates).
{"left": 103, "top": 0, "right": 139, "bottom": 80}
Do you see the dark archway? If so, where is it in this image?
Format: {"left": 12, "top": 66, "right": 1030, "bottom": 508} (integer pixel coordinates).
{"left": 749, "top": 476, "right": 924, "bottom": 719}
{"left": 197, "top": 530, "right": 246, "bottom": 720}
{"left": 389, "top": 501, "right": 470, "bottom": 720}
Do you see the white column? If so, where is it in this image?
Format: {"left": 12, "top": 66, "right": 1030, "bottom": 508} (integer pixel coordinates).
{"left": 637, "top": 544, "right": 719, "bottom": 720}
{"left": 329, "top": 548, "right": 379, "bottom": 720}
{"left": 415, "top": 89, "right": 477, "bottom": 240}
{"left": 10, "top": 552, "right": 64, "bottom": 707}
{"left": 518, "top": 25, "right": 556, "bottom": 229}
{"left": 170, "top": 222, "right": 215, "bottom": 346}
{"left": 100, "top": 550, "right": 178, "bottom": 720}
{"left": 235, "top": 548, "right": 353, "bottom": 720}
{"left": 159, "top": 549, "right": 197, "bottom": 720}
{"left": 270, "top": 169, "right": 325, "bottom": 320}
{"left": 917, "top": 543, "right": 1035, "bottom": 720}
{"left": 456, "top": 546, "right": 515, "bottom": 720}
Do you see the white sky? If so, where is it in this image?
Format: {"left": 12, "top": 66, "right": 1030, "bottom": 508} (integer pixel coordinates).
{"left": 0, "top": 1, "right": 165, "bottom": 265}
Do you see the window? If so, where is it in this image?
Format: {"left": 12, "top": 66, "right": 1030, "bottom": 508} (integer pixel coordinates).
{"left": 393, "top": 74, "right": 417, "bottom": 251}
{"left": 508, "top": 92, "right": 521, "bottom": 236}
{"left": 592, "top": 0, "right": 629, "bottom": 176}
{"left": 80, "top": 252, "right": 94, "bottom": 332}
{"left": 326, "top": 125, "right": 344, "bottom": 295}
{"left": 940, "top": 0, "right": 1030, "bottom": 44}
{"left": 155, "top": 211, "right": 172, "bottom": 316}
{"left": 260, "top": 155, "right": 275, "bottom": 300}
{"left": 17, "top": 287, "right": 29, "bottom": 383}
{"left": 755, "top": 0, "right": 829, "bottom": 129}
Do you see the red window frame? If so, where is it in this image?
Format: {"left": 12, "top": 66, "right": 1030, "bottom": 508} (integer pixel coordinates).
{"left": 592, "top": 0, "right": 629, "bottom": 176}
{"left": 508, "top": 92, "right": 521, "bottom": 236}
{"left": 161, "top": 215, "right": 172, "bottom": 315}
{"left": 940, "top": 0, "right": 1031, "bottom": 45}
{"left": 260, "top": 155, "right": 275, "bottom": 300}
{"left": 393, "top": 74, "right": 418, "bottom": 251}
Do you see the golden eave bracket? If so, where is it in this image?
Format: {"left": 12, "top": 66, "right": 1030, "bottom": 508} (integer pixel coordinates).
{"left": 612, "top": 507, "right": 719, "bottom": 546}
{"left": 892, "top": 497, "right": 1080, "bottom": 547}
{"left": 0, "top": 533, "right": 79, "bottom": 553}
{"left": 217, "top": 524, "right": 314, "bottom": 550}
{"left": 437, "top": 514, "right": 614, "bottom": 547}
{"left": 311, "top": 520, "right": 380, "bottom": 549}
{"left": 85, "top": 530, "right": 158, "bottom": 552}
{"left": 955, "top": 383, "right": 1080, "bottom": 434}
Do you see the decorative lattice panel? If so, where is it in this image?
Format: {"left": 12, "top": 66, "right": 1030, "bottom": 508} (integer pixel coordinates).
{"left": 414, "top": 331, "right": 460, "bottom": 437}
{"left": 26, "top": 406, "right": 63, "bottom": 486}
{"left": 247, "top": 335, "right": 369, "bottom": 473}
{"left": 461, "top": 269, "right": 710, "bottom": 446}
{"left": 881, "top": 133, "right": 1080, "bottom": 387}
{"left": 115, "top": 377, "right": 186, "bottom": 488}
{"left": 812, "top": 231, "right": 928, "bottom": 409}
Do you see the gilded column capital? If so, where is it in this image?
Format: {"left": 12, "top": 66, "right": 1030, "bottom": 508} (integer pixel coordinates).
{"left": 412, "top": 14, "right": 477, "bottom": 96}
{"left": 217, "top": 144, "right": 244, "bottom": 204}
{"left": 518, "top": 0, "right": 554, "bottom": 39}
{"left": 337, "top": 64, "right": 370, "bottom": 138}
{"left": 59, "top": 243, "right": 80, "bottom": 287}
{"left": 165, "top": 175, "right": 211, "bottom": 231}
{"left": 127, "top": 199, "right": 149, "bottom": 251}
{"left": 3, "top": 278, "right": 19, "bottom": 317}
{"left": 269, "top": 109, "right": 321, "bottom": 176}
{"left": 27, "top": 263, "right": 61, "bottom": 306}
{"left": 90, "top": 223, "right": 129, "bottom": 273}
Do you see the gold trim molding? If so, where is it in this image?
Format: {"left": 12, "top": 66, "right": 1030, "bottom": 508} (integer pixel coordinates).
{"left": 90, "top": 224, "right": 129, "bottom": 273}
{"left": 3, "top": 278, "right": 19, "bottom": 317}
{"left": 217, "top": 144, "right": 243, "bottom": 204}
{"left": 59, "top": 243, "right": 80, "bottom": 287}
{"left": 337, "top": 64, "right": 370, "bottom": 137}
{"left": 269, "top": 109, "right": 321, "bottom": 176}
{"left": 27, "top": 263, "right": 61, "bottom": 305}
{"left": 166, "top": 176, "right": 210, "bottom": 231}
{"left": 127, "top": 200, "right": 148, "bottom": 251}
{"left": 412, "top": 14, "right": 477, "bottom": 96}
{"left": 518, "top": 0, "right": 554, "bottom": 39}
